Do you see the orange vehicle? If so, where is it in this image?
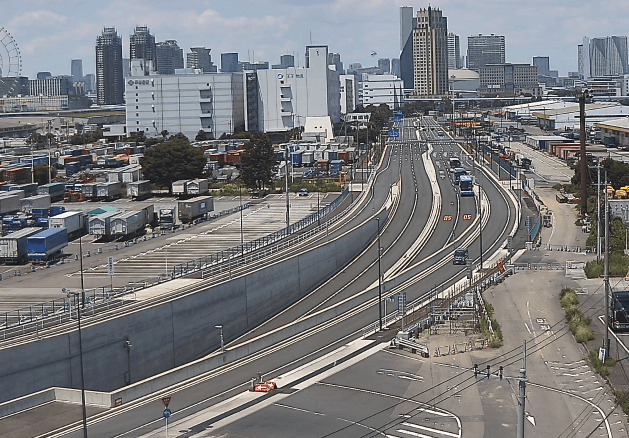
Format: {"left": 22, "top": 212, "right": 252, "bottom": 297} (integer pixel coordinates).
{"left": 253, "top": 381, "right": 277, "bottom": 392}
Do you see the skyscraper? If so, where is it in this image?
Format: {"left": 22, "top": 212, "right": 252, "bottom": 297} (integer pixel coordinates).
{"left": 96, "top": 27, "right": 123, "bottom": 105}
{"left": 156, "top": 40, "right": 184, "bottom": 74}
{"left": 328, "top": 52, "right": 344, "bottom": 74}
{"left": 532, "top": 56, "right": 550, "bottom": 77}
{"left": 272, "top": 54, "right": 295, "bottom": 69}
{"left": 467, "top": 34, "right": 505, "bottom": 71}
{"left": 378, "top": 58, "right": 391, "bottom": 74}
{"left": 412, "top": 7, "right": 449, "bottom": 96}
{"left": 447, "top": 33, "right": 460, "bottom": 69}
{"left": 71, "top": 59, "right": 83, "bottom": 83}
{"left": 400, "top": 6, "right": 414, "bottom": 51}
{"left": 187, "top": 47, "right": 217, "bottom": 73}
{"left": 221, "top": 53, "right": 240, "bottom": 72}
{"left": 129, "top": 26, "right": 157, "bottom": 71}
{"left": 391, "top": 58, "right": 401, "bottom": 77}
{"left": 580, "top": 36, "right": 628, "bottom": 78}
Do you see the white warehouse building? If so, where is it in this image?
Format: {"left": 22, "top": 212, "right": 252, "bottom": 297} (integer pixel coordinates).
{"left": 358, "top": 74, "right": 404, "bottom": 109}
{"left": 251, "top": 45, "right": 341, "bottom": 133}
{"left": 125, "top": 70, "right": 245, "bottom": 140}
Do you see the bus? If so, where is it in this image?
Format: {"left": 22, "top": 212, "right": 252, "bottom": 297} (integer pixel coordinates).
{"left": 449, "top": 157, "right": 461, "bottom": 170}
{"left": 459, "top": 174, "right": 474, "bottom": 196}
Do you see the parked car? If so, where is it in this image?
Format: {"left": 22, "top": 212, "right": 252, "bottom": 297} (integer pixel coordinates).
{"left": 298, "top": 188, "right": 309, "bottom": 196}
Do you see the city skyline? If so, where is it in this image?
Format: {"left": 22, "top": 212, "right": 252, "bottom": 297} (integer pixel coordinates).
{"left": 3, "top": 0, "right": 628, "bottom": 79}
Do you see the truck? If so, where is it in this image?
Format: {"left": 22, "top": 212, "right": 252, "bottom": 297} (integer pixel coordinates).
{"left": 453, "top": 247, "right": 468, "bottom": 265}
{"left": 459, "top": 174, "right": 474, "bottom": 197}
{"left": 26, "top": 227, "right": 68, "bottom": 262}
{"left": 454, "top": 167, "right": 468, "bottom": 184}
{"left": 611, "top": 291, "right": 629, "bottom": 331}
{"left": 0, "top": 227, "right": 42, "bottom": 264}
{"left": 96, "top": 181, "right": 122, "bottom": 200}
{"left": 186, "top": 179, "right": 209, "bottom": 196}
{"left": 0, "top": 194, "right": 20, "bottom": 215}
{"left": 178, "top": 196, "right": 213, "bottom": 223}
{"left": 49, "top": 211, "right": 86, "bottom": 241}
{"left": 37, "top": 182, "right": 66, "bottom": 202}
{"left": 514, "top": 153, "right": 532, "bottom": 169}
{"left": 172, "top": 180, "right": 190, "bottom": 196}
{"left": 110, "top": 210, "right": 146, "bottom": 238}
{"left": 20, "top": 194, "right": 51, "bottom": 214}
{"left": 126, "top": 180, "right": 151, "bottom": 199}
{"left": 159, "top": 208, "right": 176, "bottom": 229}
{"left": 88, "top": 210, "right": 120, "bottom": 238}
{"left": 82, "top": 183, "right": 97, "bottom": 200}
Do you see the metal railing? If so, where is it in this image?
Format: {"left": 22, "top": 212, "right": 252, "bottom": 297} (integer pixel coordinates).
{"left": 0, "top": 186, "right": 360, "bottom": 341}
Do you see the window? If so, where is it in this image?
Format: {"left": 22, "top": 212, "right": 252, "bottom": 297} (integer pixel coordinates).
{"left": 136, "top": 121, "right": 139, "bottom": 124}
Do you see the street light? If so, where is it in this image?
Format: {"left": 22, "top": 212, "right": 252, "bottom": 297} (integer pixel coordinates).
{"left": 375, "top": 217, "right": 383, "bottom": 331}
{"left": 64, "top": 289, "right": 88, "bottom": 438}
{"left": 215, "top": 325, "right": 224, "bottom": 352}
{"left": 239, "top": 184, "right": 244, "bottom": 257}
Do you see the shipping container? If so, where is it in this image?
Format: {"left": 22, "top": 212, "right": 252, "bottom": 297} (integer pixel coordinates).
{"left": 186, "top": 179, "right": 209, "bottom": 196}
{"left": 0, "top": 189, "right": 25, "bottom": 200}
{"left": 82, "top": 183, "right": 97, "bottom": 199}
{"left": 316, "top": 159, "right": 330, "bottom": 173}
{"left": 0, "top": 194, "right": 20, "bottom": 215}
{"left": 50, "top": 205, "right": 66, "bottom": 216}
{"left": 178, "top": 196, "right": 214, "bottom": 222}
{"left": 110, "top": 210, "right": 146, "bottom": 238}
{"left": 96, "top": 181, "right": 122, "bottom": 200}
{"left": 65, "top": 162, "right": 82, "bottom": 175}
{"left": 143, "top": 204, "right": 155, "bottom": 226}
{"left": 49, "top": 211, "right": 86, "bottom": 240}
{"left": 227, "top": 151, "right": 242, "bottom": 166}
{"left": 121, "top": 165, "right": 142, "bottom": 183}
{"left": 13, "top": 183, "right": 38, "bottom": 196}
{"left": 326, "top": 151, "right": 339, "bottom": 161}
{"left": 88, "top": 211, "right": 119, "bottom": 237}
{"left": 172, "top": 180, "right": 190, "bottom": 196}
{"left": 126, "top": 180, "right": 151, "bottom": 199}
{"left": 38, "top": 182, "right": 66, "bottom": 202}
{"left": 0, "top": 227, "right": 43, "bottom": 263}
{"left": 27, "top": 227, "right": 68, "bottom": 262}
{"left": 20, "top": 194, "right": 51, "bottom": 213}
{"left": 128, "top": 154, "right": 143, "bottom": 165}
{"left": 302, "top": 152, "right": 314, "bottom": 166}
{"left": 291, "top": 151, "right": 302, "bottom": 166}
{"left": 32, "top": 208, "right": 50, "bottom": 218}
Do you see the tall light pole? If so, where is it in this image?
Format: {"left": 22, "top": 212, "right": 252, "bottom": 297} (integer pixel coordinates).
{"left": 285, "top": 144, "right": 290, "bottom": 234}
{"left": 65, "top": 290, "right": 88, "bottom": 438}
{"left": 578, "top": 89, "right": 589, "bottom": 216}
{"left": 375, "top": 217, "right": 383, "bottom": 331}
{"left": 239, "top": 184, "right": 244, "bottom": 256}
{"left": 215, "top": 324, "right": 224, "bottom": 352}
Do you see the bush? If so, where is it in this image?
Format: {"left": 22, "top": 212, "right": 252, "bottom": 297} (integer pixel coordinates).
{"left": 585, "top": 252, "right": 629, "bottom": 278}
{"left": 588, "top": 350, "right": 615, "bottom": 377}
{"left": 560, "top": 287, "right": 595, "bottom": 343}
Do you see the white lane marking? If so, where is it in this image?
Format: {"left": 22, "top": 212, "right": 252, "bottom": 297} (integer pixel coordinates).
{"left": 402, "top": 422, "right": 460, "bottom": 437}
{"left": 524, "top": 323, "right": 531, "bottom": 334}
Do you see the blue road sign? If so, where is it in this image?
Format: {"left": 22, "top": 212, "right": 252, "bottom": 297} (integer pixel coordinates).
{"left": 388, "top": 128, "right": 400, "bottom": 139}
{"left": 395, "top": 110, "right": 403, "bottom": 116}
{"left": 163, "top": 408, "right": 172, "bottom": 418}
{"left": 388, "top": 295, "right": 396, "bottom": 302}
{"left": 394, "top": 117, "right": 402, "bottom": 123}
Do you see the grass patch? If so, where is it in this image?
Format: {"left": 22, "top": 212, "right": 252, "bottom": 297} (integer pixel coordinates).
{"left": 559, "top": 287, "right": 595, "bottom": 343}
{"left": 479, "top": 302, "right": 503, "bottom": 348}
{"left": 613, "top": 389, "right": 629, "bottom": 416}
{"left": 584, "top": 252, "right": 629, "bottom": 278}
{"left": 588, "top": 350, "right": 616, "bottom": 378}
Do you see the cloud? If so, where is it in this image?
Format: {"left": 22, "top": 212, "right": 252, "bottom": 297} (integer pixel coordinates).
{"left": 9, "top": 10, "right": 68, "bottom": 28}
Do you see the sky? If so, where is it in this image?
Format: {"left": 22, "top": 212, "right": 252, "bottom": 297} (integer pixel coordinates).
{"left": 2, "top": 0, "right": 628, "bottom": 79}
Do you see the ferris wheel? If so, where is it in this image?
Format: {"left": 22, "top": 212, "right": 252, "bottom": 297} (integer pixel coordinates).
{"left": 0, "top": 27, "right": 22, "bottom": 96}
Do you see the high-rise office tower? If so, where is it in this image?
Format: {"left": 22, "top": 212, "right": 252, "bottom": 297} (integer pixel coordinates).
{"left": 71, "top": 59, "right": 83, "bottom": 83}
{"left": 580, "top": 36, "right": 628, "bottom": 78}
{"left": 391, "top": 58, "right": 401, "bottom": 77}
{"left": 447, "top": 33, "right": 460, "bottom": 69}
{"left": 96, "top": 27, "right": 123, "bottom": 105}
{"left": 378, "top": 58, "right": 391, "bottom": 74}
{"left": 187, "top": 47, "right": 217, "bottom": 73}
{"left": 221, "top": 53, "right": 239, "bottom": 72}
{"left": 272, "top": 54, "right": 295, "bottom": 69}
{"left": 467, "top": 34, "right": 505, "bottom": 71}
{"left": 156, "top": 40, "right": 184, "bottom": 74}
{"left": 412, "top": 7, "right": 449, "bottom": 96}
{"left": 129, "top": 26, "right": 157, "bottom": 71}
{"left": 532, "top": 56, "right": 550, "bottom": 77}
{"left": 328, "top": 52, "right": 344, "bottom": 74}
{"left": 400, "top": 6, "right": 414, "bottom": 51}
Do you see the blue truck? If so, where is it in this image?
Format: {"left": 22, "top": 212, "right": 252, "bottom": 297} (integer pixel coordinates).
{"left": 26, "top": 227, "right": 68, "bottom": 262}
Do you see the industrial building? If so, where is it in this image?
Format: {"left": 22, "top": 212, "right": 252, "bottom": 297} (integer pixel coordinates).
{"left": 357, "top": 74, "right": 404, "bottom": 109}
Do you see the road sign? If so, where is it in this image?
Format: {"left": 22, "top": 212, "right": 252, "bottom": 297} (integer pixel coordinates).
{"left": 462, "top": 214, "right": 472, "bottom": 220}
{"left": 107, "top": 256, "right": 114, "bottom": 276}
{"left": 162, "top": 396, "right": 171, "bottom": 407}
{"left": 394, "top": 116, "right": 402, "bottom": 123}
{"left": 443, "top": 215, "right": 453, "bottom": 221}
{"left": 388, "top": 128, "right": 400, "bottom": 138}
{"left": 163, "top": 408, "right": 171, "bottom": 418}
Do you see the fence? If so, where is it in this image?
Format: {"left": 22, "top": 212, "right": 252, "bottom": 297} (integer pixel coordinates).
{"left": 0, "top": 186, "right": 358, "bottom": 340}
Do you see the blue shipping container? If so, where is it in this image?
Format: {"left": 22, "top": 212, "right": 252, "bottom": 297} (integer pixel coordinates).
{"left": 27, "top": 227, "right": 68, "bottom": 261}
{"left": 1, "top": 184, "right": 17, "bottom": 192}
{"left": 291, "top": 151, "right": 302, "bottom": 165}
{"left": 50, "top": 206, "right": 66, "bottom": 216}
{"left": 32, "top": 208, "right": 50, "bottom": 218}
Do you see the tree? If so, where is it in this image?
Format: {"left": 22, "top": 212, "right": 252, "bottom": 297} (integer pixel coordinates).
{"left": 140, "top": 132, "right": 205, "bottom": 192}
{"left": 161, "top": 129, "right": 169, "bottom": 139}
{"left": 33, "top": 163, "right": 57, "bottom": 185}
{"left": 240, "top": 133, "right": 277, "bottom": 190}
{"left": 195, "top": 130, "right": 208, "bottom": 141}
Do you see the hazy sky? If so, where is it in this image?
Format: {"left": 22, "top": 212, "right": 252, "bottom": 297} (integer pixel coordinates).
{"left": 2, "top": 0, "right": 627, "bottom": 79}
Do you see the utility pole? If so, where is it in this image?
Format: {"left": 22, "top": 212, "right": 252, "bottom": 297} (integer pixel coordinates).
{"left": 285, "top": 144, "right": 290, "bottom": 233}
{"left": 597, "top": 161, "right": 601, "bottom": 262}
{"left": 579, "top": 89, "right": 588, "bottom": 216}
{"left": 604, "top": 173, "right": 610, "bottom": 358}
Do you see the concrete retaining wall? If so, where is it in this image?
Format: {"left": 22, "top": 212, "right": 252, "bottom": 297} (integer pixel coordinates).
{"left": 0, "top": 212, "right": 383, "bottom": 405}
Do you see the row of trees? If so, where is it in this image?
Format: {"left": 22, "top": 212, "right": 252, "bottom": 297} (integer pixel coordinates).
{"left": 140, "top": 132, "right": 277, "bottom": 192}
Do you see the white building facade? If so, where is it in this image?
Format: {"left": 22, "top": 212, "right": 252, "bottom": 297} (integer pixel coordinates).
{"left": 252, "top": 45, "right": 340, "bottom": 132}
{"left": 125, "top": 71, "right": 244, "bottom": 140}
{"left": 358, "top": 74, "right": 404, "bottom": 109}
{"left": 339, "top": 74, "right": 356, "bottom": 114}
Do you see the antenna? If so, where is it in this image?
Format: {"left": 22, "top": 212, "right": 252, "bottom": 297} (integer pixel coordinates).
{"left": 310, "top": 30, "right": 312, "bottom": 45}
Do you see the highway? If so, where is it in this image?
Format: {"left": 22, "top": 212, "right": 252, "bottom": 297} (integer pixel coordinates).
{"left": 8, "top": 117, "right": 517, "bottom": 438}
